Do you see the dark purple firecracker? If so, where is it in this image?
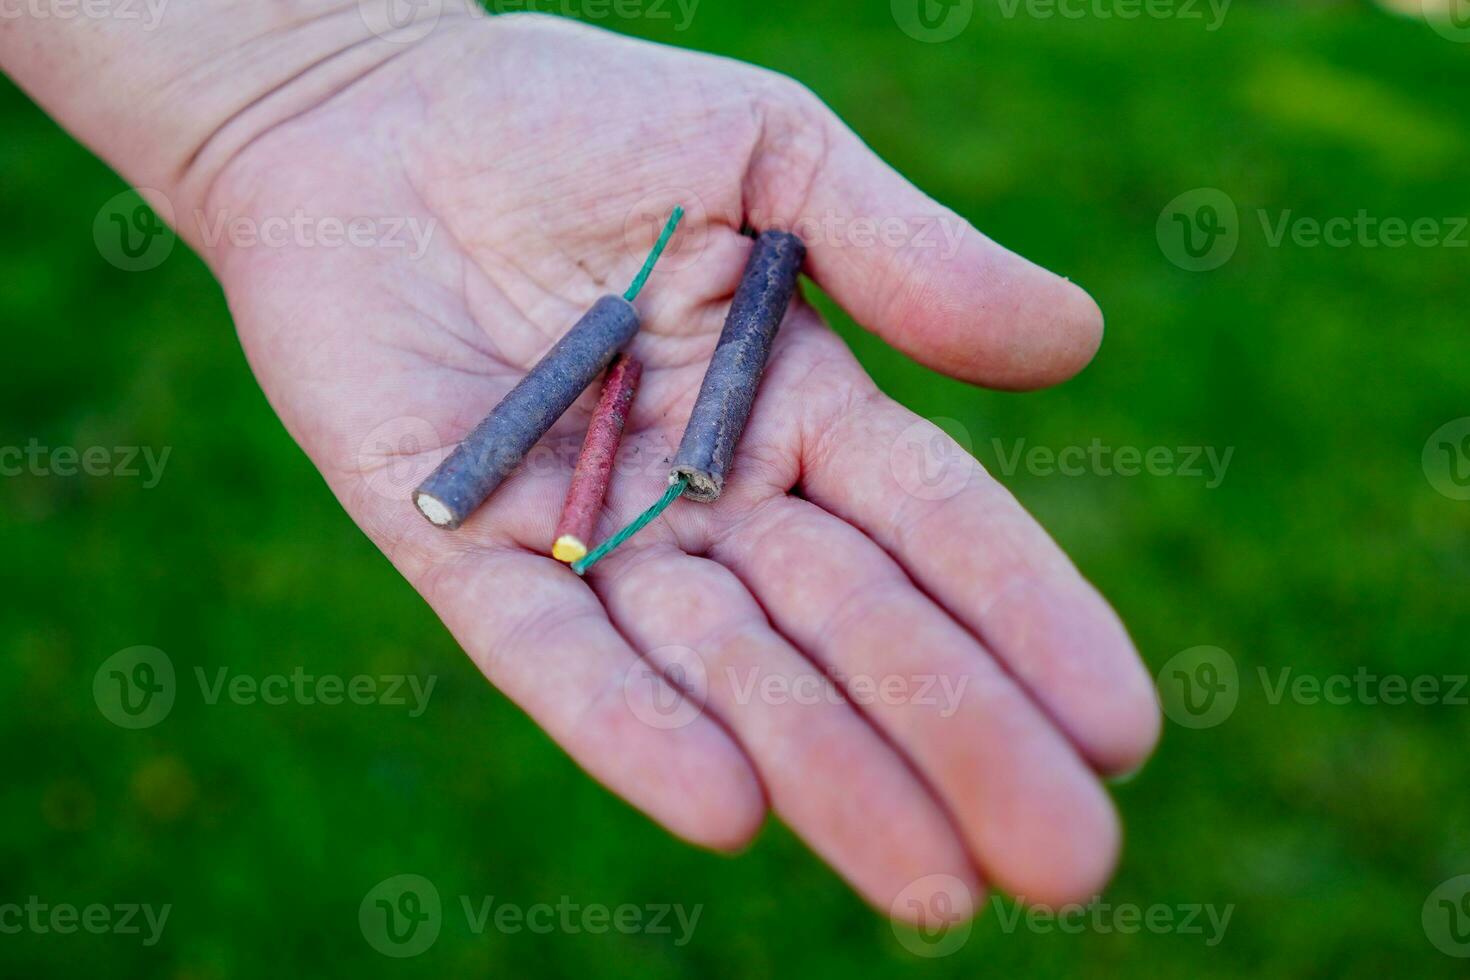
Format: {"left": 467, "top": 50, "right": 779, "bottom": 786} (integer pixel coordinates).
{"left": 670, "top": 230, "right": 806, "bottom": 502}
{"left": 414, "top": 295, "right": 640, "bottom": 529}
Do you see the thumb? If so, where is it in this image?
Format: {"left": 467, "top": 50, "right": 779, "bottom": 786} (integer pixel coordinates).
{"left": 743, "top": 83, "right": 1103, "bottom": 391}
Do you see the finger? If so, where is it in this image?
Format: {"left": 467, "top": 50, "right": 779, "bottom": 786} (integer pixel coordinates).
{"left": 743, "top": 81, "right": 1104, "bottom": 390}
{"left": 587, "top": 541, "right": 982, "bottom": 919}
{"left": 414, "top": 545, "right": 766, "bottom": 851}
{"left": 800, "top": 394, "right": 1161, "bottom": 776}
{"left": 710, "top": 495, "right": 1121, "bottom": 907}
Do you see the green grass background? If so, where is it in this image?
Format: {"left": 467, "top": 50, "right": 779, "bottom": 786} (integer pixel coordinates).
{"left": 2, "top": 1, "right": 1468, "bottom": 976}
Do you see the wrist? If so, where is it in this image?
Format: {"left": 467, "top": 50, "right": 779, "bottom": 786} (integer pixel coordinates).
{"left": 0, "top": 0, "right": 484, "bottom": 230}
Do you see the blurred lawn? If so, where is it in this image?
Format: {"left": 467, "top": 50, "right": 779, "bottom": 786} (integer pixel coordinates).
{"left": 3, "top": 1, "right": 1468, "bottom": 977}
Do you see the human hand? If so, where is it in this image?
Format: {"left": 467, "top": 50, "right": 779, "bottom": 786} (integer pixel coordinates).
{"left": 28, "top": 9, "right": 1162, "bottom": 919}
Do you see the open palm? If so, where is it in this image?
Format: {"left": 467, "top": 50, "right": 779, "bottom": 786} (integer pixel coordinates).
{"left": 204, "top": 12, "right": 1159, "bottom": 919}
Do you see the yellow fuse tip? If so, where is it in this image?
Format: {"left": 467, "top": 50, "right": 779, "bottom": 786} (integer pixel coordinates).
{"left": 552, "top": 535, "right": 588, "bottom": 564}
